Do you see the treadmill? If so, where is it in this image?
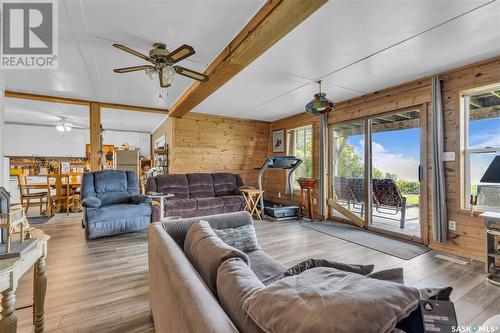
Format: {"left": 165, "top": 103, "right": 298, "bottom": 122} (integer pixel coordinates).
{"left": 258, "top": 156, "right": 302, "bottom": 220}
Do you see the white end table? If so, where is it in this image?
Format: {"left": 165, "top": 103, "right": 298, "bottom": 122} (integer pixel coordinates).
{"left": 0, "top": 228, "right": 50, "bottom": 333}
{"left": 148, "top": 193, "right": 175, "bottom": 220}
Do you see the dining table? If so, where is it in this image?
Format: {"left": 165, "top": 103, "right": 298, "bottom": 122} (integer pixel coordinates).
{"left": 22, "top": 181, "right": 82, "bottom": 215}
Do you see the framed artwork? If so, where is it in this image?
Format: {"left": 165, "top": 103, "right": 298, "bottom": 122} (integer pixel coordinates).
{"left": 272, "top": 129, "right": 285, "bottom": 153}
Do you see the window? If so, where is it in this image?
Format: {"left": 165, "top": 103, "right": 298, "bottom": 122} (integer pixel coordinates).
{"left": 464, "top": 85, "right": 500, "bottom": 211}
{"left": 289, "top": 125, "right": 313, "bottom": 187}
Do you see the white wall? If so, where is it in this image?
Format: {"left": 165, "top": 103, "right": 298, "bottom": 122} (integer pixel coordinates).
{"left": 0, "top": 74, "right": 6, "bottom": 190}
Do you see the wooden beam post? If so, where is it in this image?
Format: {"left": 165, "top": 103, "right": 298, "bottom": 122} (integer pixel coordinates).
{"left": 168, "top": 0, "right": 327, "bottom": 118}
{"left": 89, "top": 102, "right": 102, "bottom": 172}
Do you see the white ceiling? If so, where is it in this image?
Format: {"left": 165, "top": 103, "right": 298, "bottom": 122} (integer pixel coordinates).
{"left": 193, "top": 0, "right": 500, "bottom": 121}
{"left": 4, "top": 97, "right": 166, "bottom": 132}
{"left": 3, "top": 0, "right": 265, "bottom": 108}
{"left": 3, "top": 0, "right": 500, "bottom": 123}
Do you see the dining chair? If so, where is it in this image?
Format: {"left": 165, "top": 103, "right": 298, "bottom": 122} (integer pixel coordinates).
{"left": 17, "top": 174, "right": 49, "bottom": 215}
{"left": 48, "top": 174, "right": 76, "bottom": 215}
{"left": 68, "top": 172, "right": 83, "bottom": 211}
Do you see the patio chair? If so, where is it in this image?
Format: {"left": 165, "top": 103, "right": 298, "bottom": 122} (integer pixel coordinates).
{"left": 372, "top": 179, "right": 407, "bottom": 228}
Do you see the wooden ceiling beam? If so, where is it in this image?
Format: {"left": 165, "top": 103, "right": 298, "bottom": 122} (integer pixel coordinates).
{"left": 4, "top": 90, "right": 169, "bottom": 114}
{"left": 168, "top": 0, "right": 328, "bottom": 118}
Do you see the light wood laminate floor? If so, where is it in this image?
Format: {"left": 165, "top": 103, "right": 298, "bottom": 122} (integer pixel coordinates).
{"left": 11, "top": 212, "right": 500, "bottom": 332}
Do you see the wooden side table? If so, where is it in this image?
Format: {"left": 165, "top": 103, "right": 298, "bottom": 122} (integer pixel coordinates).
{"left": 0, "top": 229, "right": 50, "bottom": 333}
{"left": 298, "top": 178, "right": 317, "bottom": 221}
{"left": 482, "top": 212, "right": 500, "bottom": 274}
{"left": 240, "top": 188, "right": 263, "bottom": 220}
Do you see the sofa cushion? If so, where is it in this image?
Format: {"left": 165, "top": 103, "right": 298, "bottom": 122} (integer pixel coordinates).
{"left": 196, "top": 197, "right": 224, "bottom": 209}
{"left": 86, "top": 203, "right": 151, "bottom": 223}
{"left": 214, "top": 224, "right": 260, "bottom": 253}
{"left": 220, "top": 195, "right": 245, "bottom": 207}
{"left": 154, "top": 174, "right": 189, "bottom": 199}
{"left": 284, "top": 259, "right": 375, "bottom": 277}
{"left": 213, "top": 173, "right": 241, "bottom": 197}
{"left": 97, "top": 192, "right": 132, "bottom": 206}
{"left": 94, "top": 170, "right": 128, "bottom": 193}
{"left": 247, "top": 250, "right": 287, "bottom": 285}
{"left": 184, "top": 220, "right": 249, "bottom": 294}
{"left": 217, "top": 258, "right": 266, "bottom": 333}
{"left": 187, "top": 173, "right": 215, "bottom": 198}
{"left": 165, "top": 199, "right": 197, "bottom": 211}
{"left": 243, "top": 267, "right": 420, "bottom": 333}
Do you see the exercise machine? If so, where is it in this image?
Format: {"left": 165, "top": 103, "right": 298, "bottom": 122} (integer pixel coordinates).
{"left": 258, "top": 156, "right": 302, "bottom": 220}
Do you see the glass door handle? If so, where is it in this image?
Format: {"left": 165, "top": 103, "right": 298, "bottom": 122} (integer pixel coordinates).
{"left": 418, "top": 165, "right": 424, "bottom": 182}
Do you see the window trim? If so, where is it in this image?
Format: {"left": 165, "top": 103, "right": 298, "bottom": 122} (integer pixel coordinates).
{"left": 288, "top": 125, "right": 314, "bottom": 189}
{"left": 463, "top": 86, "right": 500, "bottom": 212}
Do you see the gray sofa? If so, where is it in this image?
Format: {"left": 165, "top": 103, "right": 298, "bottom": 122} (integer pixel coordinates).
{"left": 148, "top": 211, "right": 285, "bottom": 333}
{"left": 81, "top": 170, "right": 152, "bottom": 239}
{"left": 146, "top": 173, "right": 246, "bottom": 221}
{"left": 148, "top": 211, "right": 424, "bottom": 333}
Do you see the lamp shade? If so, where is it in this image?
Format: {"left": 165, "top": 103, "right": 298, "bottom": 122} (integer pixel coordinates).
{"left": 305, "top": 92, "right": 334, "bottom": 115}
{"left": 480, "top": 155, "right": 500, "bottom": 183}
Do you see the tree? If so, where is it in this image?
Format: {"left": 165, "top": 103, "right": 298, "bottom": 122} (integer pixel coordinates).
{"left": 337, "top": 143, "right": 364, "bottom": 178}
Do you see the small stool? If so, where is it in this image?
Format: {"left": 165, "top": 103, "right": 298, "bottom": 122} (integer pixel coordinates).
{"left": 240, "top": 188, "right": 263, "bottom": 220}
{"left": 298, "top": 178, "right": 317, "bottom": 221}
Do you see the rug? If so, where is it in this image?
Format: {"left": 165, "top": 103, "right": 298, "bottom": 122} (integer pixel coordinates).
{"left": 27, "top": 215, "right": 52, "bottom": 225}
{"left": 301, "top": 220, "right": 429, "bottom": 260}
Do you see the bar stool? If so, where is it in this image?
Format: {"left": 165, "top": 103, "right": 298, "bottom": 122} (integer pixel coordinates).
{"left": 297, "top": 178, "right": 317, "bottom": 221}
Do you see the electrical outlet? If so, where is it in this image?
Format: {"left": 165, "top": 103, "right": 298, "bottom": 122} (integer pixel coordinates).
{"left": 278, "top": 192, "right": 281, "bottom": 198}
{"left": 448, "top": 220, "right": 457, "bottom": 231}
{"left": 313, "top": 198, "right": 317, "bottom": 205}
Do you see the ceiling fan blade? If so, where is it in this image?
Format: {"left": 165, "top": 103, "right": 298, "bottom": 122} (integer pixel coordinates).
{"left": 173, "top": 66, "right": 209, "bottom": 82}
{"left": 166, "top": 44, "right": 195, "bottom": 63}
{"left": 158, "top": 69, "right": 171, "bottom": 88}
{"left": 113, "top": 65, "right": 155, "bottom": 73}
{"left": 113, "top": 44, "right": 154, "bottom": 63}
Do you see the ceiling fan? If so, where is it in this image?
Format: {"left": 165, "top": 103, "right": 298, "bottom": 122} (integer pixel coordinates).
{"left": 113, "top": 42, "right": 209, "bottom": 88}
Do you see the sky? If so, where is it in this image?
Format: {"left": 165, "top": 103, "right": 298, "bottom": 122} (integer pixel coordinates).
{"left": 343, "top": 117, "right": 499, "bottom": 183}
{"left": 346, "top": 128, "right": 421, "bottom": 181}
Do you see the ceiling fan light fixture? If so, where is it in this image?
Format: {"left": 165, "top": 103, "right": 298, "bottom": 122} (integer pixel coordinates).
{"left": 56, "top": 125, "right": 65, "bottom": 132}
{"left": 162, "top": 66, "right": 176, "bottom": 86}
{"left": 63, "top": 123, "right": 72, "bottom": 131}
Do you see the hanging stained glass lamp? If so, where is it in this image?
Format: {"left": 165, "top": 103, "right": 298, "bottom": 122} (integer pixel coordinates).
{"left": 305, "top": 80, "right": 334, "bottom": 115}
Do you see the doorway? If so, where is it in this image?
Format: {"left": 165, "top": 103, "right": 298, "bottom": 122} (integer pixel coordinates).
{"left": 330, "top": 106, "right": 427, "bottom": 243}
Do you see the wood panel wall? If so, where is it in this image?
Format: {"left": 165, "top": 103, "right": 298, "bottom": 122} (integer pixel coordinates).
{"left": 153, "top": 113, "right": 270, "bottom": 187}
{"left": 428, "top": 57, "right": 500, "bottom": 261}
{"left": 266, "top": 113, "right": 322, "bottom": 217}
{"left": 266, "top": 56, "right": 500, "bottom": 262}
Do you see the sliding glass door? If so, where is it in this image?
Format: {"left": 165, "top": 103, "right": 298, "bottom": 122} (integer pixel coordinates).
{"left": 330, "top": 107, "right": 426, "bottom": 242}
{"left": 368, "top": 109, "right": 423, "bottom": 239}
{"left": 330, "top": 121, "right": 366, "bottom": 225}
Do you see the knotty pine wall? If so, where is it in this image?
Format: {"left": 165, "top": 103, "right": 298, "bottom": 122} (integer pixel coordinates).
{"left": 152, "top": 113, "right": 270, "bottom": 187}
{"left": 265, "top": 113, "right": 322, "bottom": 217}
{"left": 266, "top": 56, "right": 500, "bottom": 262}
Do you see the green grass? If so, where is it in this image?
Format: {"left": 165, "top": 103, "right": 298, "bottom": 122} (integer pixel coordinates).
{"left": 404, "top": 194, "right": 419, "bottom": 206}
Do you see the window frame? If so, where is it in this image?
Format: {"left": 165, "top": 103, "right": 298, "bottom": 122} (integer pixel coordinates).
{"left": 463, "top": 85, "right": 500, "bottom": 212}
{"left": 288, "top": 125, "right": 314, "bottom": 188}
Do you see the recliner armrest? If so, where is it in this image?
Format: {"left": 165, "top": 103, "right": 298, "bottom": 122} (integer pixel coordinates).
{"left": 130, "top": 194, "right": 152, "bottom": 205}
{"left": 82, "top": 196, "right": 102, "bottom": 209}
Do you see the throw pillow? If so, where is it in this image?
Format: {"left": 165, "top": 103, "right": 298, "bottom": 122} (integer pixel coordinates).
{"left": 214, "top": 224, "right": 261, "bottom": 252}
{"left": 284, "top": 258, "right": 374, "bottom": 277}
{"left": 243, "top": 267, "right": 420, "bottom": 333}
{"left": 184, "top": 220, "right": 249, "bottom": 294}
{"left": 217, "top": 258, "right": 266, "bottom": 333}
{"left": 367, "top": 268, "right": 405, "bottom": 284}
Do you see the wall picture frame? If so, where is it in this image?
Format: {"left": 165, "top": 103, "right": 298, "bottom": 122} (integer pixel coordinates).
{"left": 272, "top": 129, "right": 285, "bottom": 153}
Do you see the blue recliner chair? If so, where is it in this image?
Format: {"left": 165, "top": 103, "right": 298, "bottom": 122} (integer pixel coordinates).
{"left": 81, "top": 170, "right": 152, "bottom": 239}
